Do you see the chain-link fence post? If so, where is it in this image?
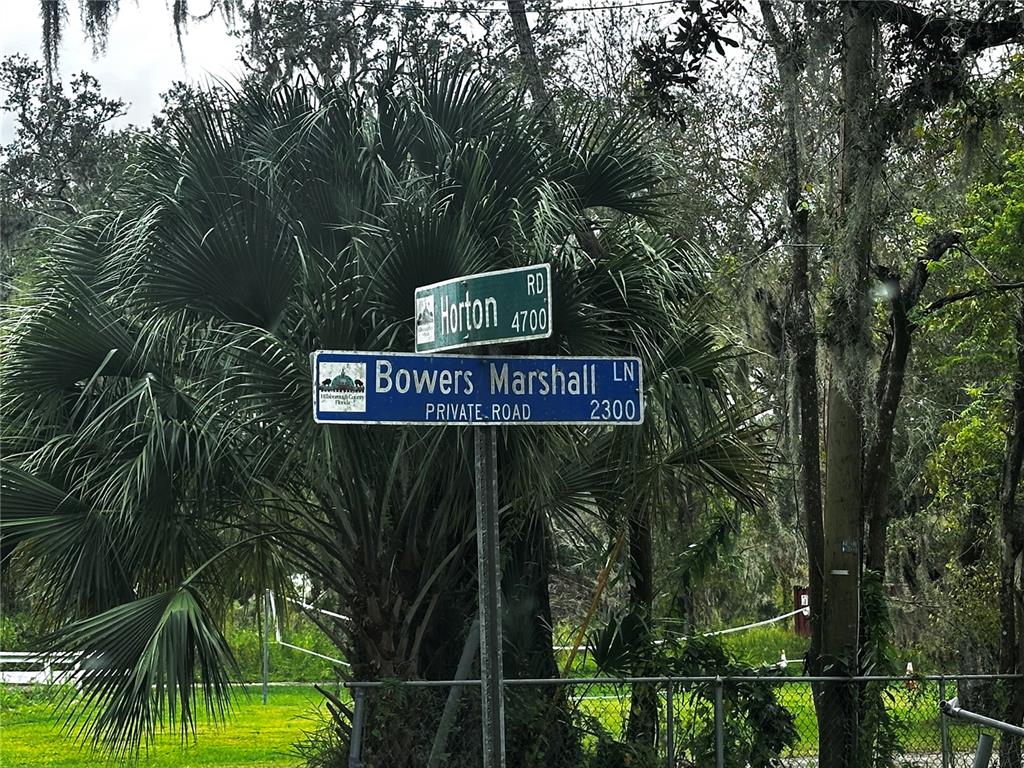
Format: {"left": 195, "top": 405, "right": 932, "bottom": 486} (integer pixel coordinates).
{"left": 262, "top": 589, "right": 271, "bottom": 705}
{"left": 939, "top": 677, "right": 950, "bottom": 768}
{"left": 972, "top": 733, "right": 994, "bottom": 768}
{"left": 714, "top": 676, "right": 724, "bottom": 768}
{"left": 665, "top": 679, "right": 674, "bottom": 768}
{"left": 349, "top": 686, "right": 367, "bottom": 768}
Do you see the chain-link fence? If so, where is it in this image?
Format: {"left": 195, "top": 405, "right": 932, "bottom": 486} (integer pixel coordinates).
{"left": 344, "top": 674, "right": 1021, "bottom": 768}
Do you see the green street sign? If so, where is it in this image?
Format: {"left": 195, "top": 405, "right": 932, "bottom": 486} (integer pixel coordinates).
{"left": 415, "top": 264, "right": 552, "bottom": 353}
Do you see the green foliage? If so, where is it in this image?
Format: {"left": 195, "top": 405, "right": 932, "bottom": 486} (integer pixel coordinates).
{"left": 668, "top": 639, "right": 798, "bottom": 768}
{"left": 970, "top": 150, "right": 1024, "bottom": 271}
{"left": 667, "top": 498, "right": 741, "bottom": 599}
{"left": 587, "top": 629, "right": 798, "bottom": 766}
{"left": 925, "top": 395, "right": 1006, "bottom": 506}
{"left": 0, "top": 681, "right": 64, "bottom": 712}
{"left": 45, "top": 586, "right": 238, "bottom": 758}
{"left": 293, "top": 699, "right": 349, "bottom": 768}
{"left": 588, "top": 611, "right": 650, "bottom": 675}
{"left": 887, "top": 139, "right": 1024, "bottom": 682}
{"left": 588, "top": 734, "right": 658, "bottom": 768}
{"left": 0, "top": 613, "right": 43, "bottom": 652}
{"left": 0, "top": 55, "right": 134, "bottom": 304}
{"left": 917, "top": 150, "right": 1024, "bottom": 385}
{"left": 905, "top": 393, "right": 1004, "bottom": 671}
{"left": 857, "top": 571, "right": 908, "bottom": 768}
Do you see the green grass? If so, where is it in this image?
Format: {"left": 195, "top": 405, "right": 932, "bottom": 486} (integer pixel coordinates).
{"left": 0, "top": 685, "right": 334, "bottom": 768}
{"left": 1, "top": 679, "right": 988, "bottom": 766}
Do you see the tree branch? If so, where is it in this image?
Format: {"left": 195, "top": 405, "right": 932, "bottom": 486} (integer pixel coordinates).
{"left": 866, "top": 0, "right": 1024, "bottom": 52}
{"left": 922, "top": 282, "right": 1024, "bottom": 316}
{"left": 903, "top": 231, "right": 963, "bottom": 309}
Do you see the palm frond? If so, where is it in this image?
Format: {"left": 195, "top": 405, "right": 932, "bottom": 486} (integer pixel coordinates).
{"left": 47, "top": 586, "right": 237, "bottom": 757}
{"left": 0, "top": 462, "right": 133, "bottom": 617}
{"left": 556, "top": 107, "right": 666, "bottom": 217}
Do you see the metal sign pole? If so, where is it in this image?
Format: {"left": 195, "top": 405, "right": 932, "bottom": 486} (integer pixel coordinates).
{"left": 475, "top": 421, "right": 505, "bottom": 768}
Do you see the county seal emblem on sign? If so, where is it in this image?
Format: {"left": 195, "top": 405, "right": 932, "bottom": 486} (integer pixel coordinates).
{"left": 318, "top": 362, "right": 367, "bottom": 413}
{"left": 416, "top": 294, "right": 435, "bottom": 345}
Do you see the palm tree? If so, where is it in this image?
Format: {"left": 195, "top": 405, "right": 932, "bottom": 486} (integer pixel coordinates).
{"left": 1, "top": 58, "right": 764, "bottom": 765}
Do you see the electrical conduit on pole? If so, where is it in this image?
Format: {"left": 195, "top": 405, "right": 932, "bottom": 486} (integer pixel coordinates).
{"left": 939, "top": 677, "right": 950, "bottom": 768}
{"left": 714, "top": 676, "right": 725, "bottom": 768}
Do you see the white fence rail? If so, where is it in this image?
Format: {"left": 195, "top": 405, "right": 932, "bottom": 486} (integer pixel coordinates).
{"left": 0, "top": 651, "right": 83, "bottom": 688}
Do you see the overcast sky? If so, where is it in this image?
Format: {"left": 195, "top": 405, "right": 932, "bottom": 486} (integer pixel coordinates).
{"left": 1, "top": 0, "right": 242, "bottom": 141}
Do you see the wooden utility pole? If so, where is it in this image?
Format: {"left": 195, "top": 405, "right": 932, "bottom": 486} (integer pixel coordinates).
{"left": 819, "top": 5, "right": 878, "bottom": 765}
{"left": 999, "top": 301, "right": 1024, "bottom": 768}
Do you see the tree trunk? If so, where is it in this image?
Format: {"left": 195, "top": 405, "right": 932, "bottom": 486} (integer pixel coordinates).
{"left": 999, "top": 300, "right": 1024, "bottom": 768}
{"left": 759, "top": 0, "right": 825, "bottom": 698}
{"left": 865, "top": 232, "right": 961, "bottom": 576}
{"left": 864, "top": 293, "right": 910, "bottom": 577}
{"left": 506, "top": 0, "right": 550, "bottom": 107}
{"left": 503, "top": 513, "right": 559, "bottom": 680}
{"left": 504, "top": 514, "right": 580, "bottom": 766}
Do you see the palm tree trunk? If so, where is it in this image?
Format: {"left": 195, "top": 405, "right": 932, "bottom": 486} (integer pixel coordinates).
{"left": 504, "top": 514, "right": 559, "bottom": 680}
{"left": 626, "top": 503, "right": 658, "bottom": 748}
{"left": 505, "top": 514, "right": 580, "bottom": 766}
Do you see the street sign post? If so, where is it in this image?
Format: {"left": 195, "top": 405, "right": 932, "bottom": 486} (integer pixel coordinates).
{"left": 414, "top": 264, "right": 552, "bottom": 353}
{"left": 413, "top": 264, "right": 555, "bottom": 768}
{"left": 474, "top": 415, "right": 504, "bottom": 768}
{"left": 312, "top": 351, "right": 644, "bottom": 425}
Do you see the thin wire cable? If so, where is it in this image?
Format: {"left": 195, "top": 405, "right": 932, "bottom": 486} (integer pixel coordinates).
{"left": 552, "top": 606, "right": 810, "bottom": 650}
{"left": 319, "top": 0, "right": 680, "bottom": 14}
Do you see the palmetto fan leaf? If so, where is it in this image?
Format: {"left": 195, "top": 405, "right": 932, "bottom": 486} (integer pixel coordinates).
{"left": 142, "top": 182, "right": 297, "bottom": 330}
{"left": 47, "top": 587, "right": 237, "bottom": 758}
{"left": 0, "top": 462, "right": 133, "bottom": 618}
{"left": 366, "top": 191, "right": 494, "bottom": 339}
{"left": 556, "top": 106, "right": 666, "bottom": 217}
{"left": 412, "top": 55, "right": 520, "bottom": 148}
{"left": 4, "top": 273, "right": 150, "bottom": 398}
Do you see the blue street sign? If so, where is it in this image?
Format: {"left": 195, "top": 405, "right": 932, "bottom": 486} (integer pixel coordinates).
{"left": 312, "top": 351, "right": 643, "bottom": 425}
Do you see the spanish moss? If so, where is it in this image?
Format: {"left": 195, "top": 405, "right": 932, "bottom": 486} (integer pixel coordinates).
{"left": 40, "top": 0, "right": 65, "bottom": 84}
{"left": 82, "top": 0, "right": 118, "bottom": 58}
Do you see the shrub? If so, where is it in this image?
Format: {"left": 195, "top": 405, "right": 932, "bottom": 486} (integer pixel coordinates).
{"left": 0, "top": 613, "right": 42, "bottom": 652}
